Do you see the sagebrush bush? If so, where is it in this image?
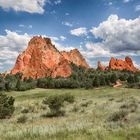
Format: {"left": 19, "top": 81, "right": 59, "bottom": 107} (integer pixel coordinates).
{"left": 17, "top": 115, "right": 28, "bottom": 123}
{"left": 21, "top": 108, "right": 29, "bottom": 114}
{"left": 120, "top": 101, "right": 138, "bottom": 113}
{"left": 62, "top": 94, "right": 75, "bottom": 103}
{"left": 72, "top": 104, "right": 79, "bottom": 112}
{"left": 42, "top": 94, "right": 75, "bottom": 117}
{"left": 0, "top": 93, "right": 15, "bottom": 119}
{"left": 107, "top": 110, "right": 128, "bottom": 122}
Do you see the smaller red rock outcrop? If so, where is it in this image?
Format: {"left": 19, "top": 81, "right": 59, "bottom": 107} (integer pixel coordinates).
{"left": 98, "top": 57, "right": 139, "bottom": 72}
{"left": 97, "top": 61, "right": 107, "bottom": 71}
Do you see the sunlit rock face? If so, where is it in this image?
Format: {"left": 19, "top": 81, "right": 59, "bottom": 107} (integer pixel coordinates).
{"left": 11, "top": 36, "right": 89, "bottom": 79}
{"left": 98, "top": 57, "right": 139, "bottom": 72}
{"left": 61, "top": 49, "right": 89, "bottom": 68}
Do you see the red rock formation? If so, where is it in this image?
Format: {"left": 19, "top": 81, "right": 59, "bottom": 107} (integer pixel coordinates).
{"left": 61, "top": 49, "right": 89, "bottom": 68}
{"left": 97, "top": 61, "right": 106, "bottom": 71}
{"left": 98, "top": 57, "right": 139, "bottom": 72}
{"left": 11, "top": 36, "right": 89, "bottom": 79}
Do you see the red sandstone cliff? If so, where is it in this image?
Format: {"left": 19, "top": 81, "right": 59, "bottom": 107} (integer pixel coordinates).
{"left": 11, "top": 36, "right": 89, "bottom": 79}
{"left": 98, "top": 57, "right": 139, "bottom": 72}
{"left": 61, "top": 49, "right": 89, "bottom": 68}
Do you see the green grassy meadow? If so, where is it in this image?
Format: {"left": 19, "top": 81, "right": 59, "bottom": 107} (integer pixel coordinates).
{"left": 0, "top": 87, "right": 140, "bottom": 140}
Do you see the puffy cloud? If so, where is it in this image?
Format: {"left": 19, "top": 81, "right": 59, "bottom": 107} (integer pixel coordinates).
{"left": 70, "top": 27, "right": 87, "bottom": 36}
{"left": 90, "top": 15, "right": 140, "bottom": 56}
{"left": 0, "top": 30, "right": 30, "bottom": 51}
{"left": 0, "top": 30, "right": 31, "bottom": 71}
{"left": 0, "top": 0, "right": 47, "bottom": 14}
{"left": 85, "top": 42, "right": 111, "bottom": 58}
{"left": 0, "top": 47, "right": 19, "bottom": 60}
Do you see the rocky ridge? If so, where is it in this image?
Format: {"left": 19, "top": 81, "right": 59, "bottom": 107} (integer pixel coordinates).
{"left": 98, "top": 57, "right": 139, "bottom": 72}
{"left": 11, "top": 36, "right": 89, "bottom": 79}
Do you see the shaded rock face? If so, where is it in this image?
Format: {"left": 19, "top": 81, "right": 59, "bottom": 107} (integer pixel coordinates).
{"left": 11, "top": 36, "right": 89, "bottom": 79}
{"left": 98, "top": 57, "right": 139, "bottom": 72}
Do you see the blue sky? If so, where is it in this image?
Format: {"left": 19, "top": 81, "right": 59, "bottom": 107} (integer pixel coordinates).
{"left": 0, "top": 0, "right": 140, "bottom": 72}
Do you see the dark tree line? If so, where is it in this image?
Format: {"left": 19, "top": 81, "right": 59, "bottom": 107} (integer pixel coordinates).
{"left": 0, "top": 64, "right": 140, "bottom": 91}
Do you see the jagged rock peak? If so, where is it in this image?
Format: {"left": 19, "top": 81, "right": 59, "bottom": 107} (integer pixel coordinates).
{"left": 11, "top": 36, "right": 89, "bottom": 79}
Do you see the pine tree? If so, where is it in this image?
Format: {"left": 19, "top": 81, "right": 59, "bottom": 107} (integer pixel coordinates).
{"left": 16, "top": 79, "right": 21, "bottom": 91}
{"left": 93, "top": 76, "right": 100, "bottom": 87}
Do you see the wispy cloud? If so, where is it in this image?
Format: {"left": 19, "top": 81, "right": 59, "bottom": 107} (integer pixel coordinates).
{"left": 123, "top": 0, "right": 130, "bottom": 3}
{"left": 70, "top": 27, "right": 87, "bottom": 36}
{"left": 60, "top": 36, "right": 66, "bottom": 41}
{"left": 62, "top": 21, "right": 73, "bottom": 27}
{"left": 135, "top": 5, "right": 140, "bottom": 12}
{"left": 19, "top": 24, "right": 32, "bottom": 29}
{"left": 54, "top": 0, "right": 61, "bottom": 5}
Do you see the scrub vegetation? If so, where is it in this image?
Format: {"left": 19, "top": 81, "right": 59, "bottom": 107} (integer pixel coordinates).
{"left": 0, "top": 87, "right": 140, "bottom": 140}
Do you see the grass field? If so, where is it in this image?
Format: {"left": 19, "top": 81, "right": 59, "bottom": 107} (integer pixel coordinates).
{"left": 0, "top": 87, "right": 140, "bottom": 140}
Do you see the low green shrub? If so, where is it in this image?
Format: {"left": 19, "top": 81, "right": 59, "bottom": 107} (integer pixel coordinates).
{"left": 17, "top": 115, "right": 28, "bottom": 123}
{"left": 62, "top": 94, "right": 75, "bottom": 103}
{"left": 72, "top": 104, "right": 79, "bottom": 112}
{"left": 107, "top": 110, "right": 128, "bottom": 122}
{"left": 0, "top": 93, "right": 15, "bottom": 119}
{"left": 21, "top": 108, "right": 29, "bottom": 114}
{"left": 42, "top": 94, "right": 75, "bottom": 117}
{"left": 120, "top": 101, "right": 138, "bottom": 113}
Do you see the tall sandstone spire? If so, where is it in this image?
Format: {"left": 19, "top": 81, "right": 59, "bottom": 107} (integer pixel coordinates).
{"left": 11, "top": 36, "right": 89, "bottom": 79}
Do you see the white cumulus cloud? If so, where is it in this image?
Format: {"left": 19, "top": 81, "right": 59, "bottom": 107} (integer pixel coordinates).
{"left": 0, "top": 30, "right": 31, "bottom": 71}
{"left": 0, "top": 30, "right": 30, "bottom": 51}
{"left": 0, "top": 0, "right": 47, "bottom": 14}
{"left": 90, "top": 15, "right": 140, "bottom": 56}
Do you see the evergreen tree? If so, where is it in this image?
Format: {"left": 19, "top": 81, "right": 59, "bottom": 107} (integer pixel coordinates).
{"left": 16, "top": 79, "right": 21, "bottom": 91}
{"left": 134, "top": 75, "right": 139, "bottom": 83}
{"left": 93, "top": 76, "right": 100, "bottom": 87}
{"left": 5, "top": 82, "right": 11, "bottom": 91}
{"left": 127, "top": 75, "right": 135, "bottom": 84}
{"left": 110, "top": 73, "right": 118, "bottom": 83}
{"left": 100, "top": 76, "right": 106, "bottom": 86}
